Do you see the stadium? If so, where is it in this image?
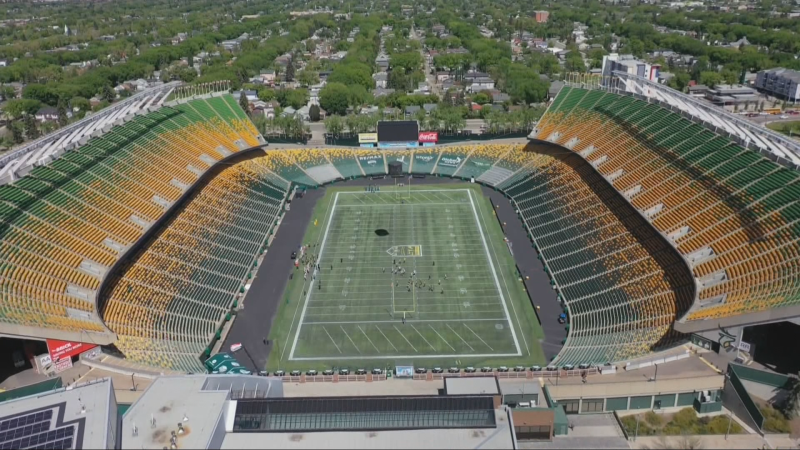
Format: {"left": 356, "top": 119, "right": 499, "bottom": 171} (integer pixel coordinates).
{"left": 1, "top": 75, "right": 800, "bottom": 447}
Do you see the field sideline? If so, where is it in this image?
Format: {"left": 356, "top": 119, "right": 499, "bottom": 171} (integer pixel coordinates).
{"left": 266, "top": 182, "right": 545, "bottom": 371}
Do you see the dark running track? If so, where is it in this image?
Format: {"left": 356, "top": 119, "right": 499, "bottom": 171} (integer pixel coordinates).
{"left": 480, "top": 186, "right": 568, "bottom": 362}
{"left": 222, "top": 176, "right": 565, "bottom": 371}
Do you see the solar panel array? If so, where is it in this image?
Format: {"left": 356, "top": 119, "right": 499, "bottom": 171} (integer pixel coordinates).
{"left": 0, "top": 409, "right": 75, "bottom": 450}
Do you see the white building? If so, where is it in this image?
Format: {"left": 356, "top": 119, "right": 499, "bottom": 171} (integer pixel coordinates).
{"left": 602, "top": 54, "right": 660, "bottom": 82}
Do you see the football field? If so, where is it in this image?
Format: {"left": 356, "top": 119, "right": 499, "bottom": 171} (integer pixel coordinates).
{"left": 270, "top": 184, "right": 544, "bottom": 369}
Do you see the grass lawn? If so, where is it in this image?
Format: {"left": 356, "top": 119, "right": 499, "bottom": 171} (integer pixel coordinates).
{"left": 266, "top": 183, "right": 545, "bottom": 372}
{"left": 766, "top": 120, "right": 800, "bottom": 140}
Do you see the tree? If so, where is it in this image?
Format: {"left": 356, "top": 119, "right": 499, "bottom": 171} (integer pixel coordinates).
{"left": 781, "top": 373, "right": 800, "bottom": 418}
{"left": 297, "top": 70, "right": 319, "bottom": 87}
{"left": 23, "top": 114, "right": 40, "bottom": 140}
{"left": 101, "top": 85, "right": 116, "bottom": 103}
{"left": 324, "top": 115, "right": 344, "bottom": 136}
{"left": 239, "top": 91, "right": 250, "bottom": 115}
{"left": 3, "top": 99, "right": 41, "bottom": 119}
{"left": 473, "top": 92, "right": 492, "bottom": 105}
{"left": 57, "top": 99, "right": 68, "bottom": 127}
{"left": 699, "top": 71, "right": 722, "bottom": 88}
{"left": 257, "top": 89, "right": 276, "bottom": 102}
{"left": 309, "top": 104, "right": 321, "bottom": 122}
{"left": 285, "top": 62, "right": 295, "bottom": 82}
{"left": 319, "top": 82, "right": 350, "bottom": 116}
{"left": 8, "top": 121, "right": 24, "bottom": 145}
{"left": 0, "top": 85, "right": 16, "bottom": 101}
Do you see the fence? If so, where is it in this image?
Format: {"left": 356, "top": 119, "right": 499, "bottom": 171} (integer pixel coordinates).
{"left": 0, "top": 378, "right": 63, "bottom": 403}
{"left": 727, "top": 365, "right": 764, "bottom": 430}
{"left": 729, "top": 363, "right": 793, "bottom": 389}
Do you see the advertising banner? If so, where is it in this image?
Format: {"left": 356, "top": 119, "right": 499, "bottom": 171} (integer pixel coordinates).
{"left": 418, "top": 131, "right": 439, "bottom": 143}
{"left": 47, "top": 339, "right": 97, "bottom": 362}
{"left": 358, "top": 133, "right": 378, "bottom": 143}
{"left": 378, "top": 142, "right": 418, "bottom": 149}
{"left": 54, "top": 357, "right": 73, "bottom": 373}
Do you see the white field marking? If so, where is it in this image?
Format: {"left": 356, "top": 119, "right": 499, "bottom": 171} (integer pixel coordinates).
{"left": 336, "top": 202, "right": 464, "bottom": 207}
{"left": 337, "top": 189, "right": 472, "bottom": 195}
{"left": 474, "top": 189, "right": 531, "bottom": 357}
{"left": 466, "top": 188, "right": 522, "bottom": 356}
{"left": 280, "top": 190, "right": 337, "bottom": 362}
{"left": 428, "top": 324, "right": 456, "bottom": 352}
{"left": 322, "top": 326, "right": 343, "bottom": 354}
{"left": 289, "top": 191, "right": 341, "bottom": 360}
{"left": 464, "top": 323, "right": 495, "bottom": 351}
{"left": 304, "top": 311, "right": 506, "bottom": 319}
{"left": 308, "top": 301, "right": 503, "bottom": 307}
{"left": 290, "top": 352, "right": 522, "bottom": 361}
{"left": 393, "top": 325, "right": 418, "bottom": 353}
{"left": 446, "top": 324, "right": 475, "bottom": 352}
{"left": 376, "top": 325, "right": 399, "bottom": 352}
{"left": 410, "top": 324, "right": 437, "bottom": 351}
{"left": 340, "top": 326, "right": 362, "bottom": 354}
{"left": 358, "top": 325, "right": 381, "bottom": 353}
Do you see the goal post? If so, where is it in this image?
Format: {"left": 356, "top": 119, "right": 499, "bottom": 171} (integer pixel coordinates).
{"left": 394, "top": 176, "right": 411, "bottom": 200}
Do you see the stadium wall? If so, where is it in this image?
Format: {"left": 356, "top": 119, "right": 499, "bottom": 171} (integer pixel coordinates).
{"left": 525, "top": 138, "right": 696, "bottom": 344}
{"left": 96, "top": 145, "right": 270, "bottom": 347}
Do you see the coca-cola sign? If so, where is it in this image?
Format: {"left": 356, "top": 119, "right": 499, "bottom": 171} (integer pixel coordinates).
{"left": 418, "top": 131, "right": 439, "bottom": 143}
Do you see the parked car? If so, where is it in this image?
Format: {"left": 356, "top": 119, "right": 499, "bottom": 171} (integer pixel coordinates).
{"left": 339, "top": 368, "right": 350, "bottom": 375}
{"left": 432, "top": 367, "right": 443, "bottom": 374}
{"left": 481, "top": 367, "right": 493, "bottom": 373}
{"left": 415, "top": 367, "right": 427, "bottom": 374}
{"left": 274, "top": 370, "right": 285, "bottom": 377}
{"left": 465, "top": 367, "right": 476, "bottom": 373}
{"left": 291, "top": 250, "right": 297, "bottom": 259}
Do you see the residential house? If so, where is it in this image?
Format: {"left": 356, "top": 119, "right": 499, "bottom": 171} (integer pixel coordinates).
{"left": 171, "top": 33, "right": 188, "bottom": 45}
{"left": 534, "top": 11, "right": 549, "bottom": 23}
{"left": 35, "top": 106, "right": 71, "bottom": 123}
{"left": 405, "top": 105, "right": 421, "bottom": 117}
{"left": 373, "top": 72, "right": 388, "bottom": 89}
{"left": 467, "top": 77, "right": 495, "bottom": 93}
{"left": 260, "top": 69, "right": 276, "bottom": 85}
{"left": 372, "top": 88, "right": 396, "bottom": 97}
{"left": 548, "top": 81, "right": 565, "bottom": 100}
{"left": 492, "top": 93, "right": 510, "bottom": 104}
{"left": 422, "top": 103, "right": 438, "bottom": 115}
{"left": 435, "top": 72, "right": 452, "bottom": 84}
{"left": 376, "top": 53, "right": 390, "bottom": 72}
{"left": 233, "top": 90, "right": 259, "bottom": 102}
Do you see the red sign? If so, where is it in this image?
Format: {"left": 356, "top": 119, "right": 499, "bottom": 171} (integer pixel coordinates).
{"left": 418, "top": 131, "right": 439, "bottom": 143}
{"left": 47, "top": 339, "right": 97, "bottom": 362}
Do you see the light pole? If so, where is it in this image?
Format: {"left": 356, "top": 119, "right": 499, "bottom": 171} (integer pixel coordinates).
{"left": 725, "top": 409, "right": 733, "bottom": 440}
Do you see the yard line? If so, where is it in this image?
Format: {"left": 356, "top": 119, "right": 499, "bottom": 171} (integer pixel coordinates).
{"left": 376, "top": 325, "right": 399, "bottom": 352}
{"left": 358, "top": 325, "right": 381, "bottom": 354}
{"left": 464, "top": 324, "right": 494, "bottom": 351}
{"left": 410, "top": 324, "right": 437, "bottom": 351}
{"left": 322, "top": 326, "right": 343, "bottom": 354}
{"left": 281, "top": 189, "right": 336, "bottom": 362}
{"left": 428, "top": 324, "right": 456, "bottom": 352}
{"left": 393, "top": 325, "right": 418, "bottom": 352}
{"left": 304, "top": 318, "right": 506, "bottom": 324}
{"left": 289, "top": 191, "right": 340, "bottom": 360}
{"left": 446, "top": 324, "right": 475, "bottom": 352}
{"left": 340, "top": 326, "right": 362, "bottom": 354}
{"left": 478, "top": 192, "right": 531, "bottom": 357}
{"left": 467, "top": 188, "right": 522, "bottom": 356}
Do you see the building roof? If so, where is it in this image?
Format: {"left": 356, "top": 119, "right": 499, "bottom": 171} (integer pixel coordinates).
{"left": 221, "top": 409, "right": 513, "bottom": 449}
{"left": 122, "top": 375, "right": 284, "bottom": 450}
{"left": 0, "top": 378, "right": 114, "bottom": 450}
{"left": 444, "top": 377, "right": 500, "bottom": 396}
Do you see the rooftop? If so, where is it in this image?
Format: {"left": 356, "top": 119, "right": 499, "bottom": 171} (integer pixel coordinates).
{"left": 444, "top": 377, "right": 500, "bottom": 396}
{"left": 221, "top": 408, "right": 513, "bottom": 449}
{"left": 0, "top": 378, "right": 114, "bottom": 450}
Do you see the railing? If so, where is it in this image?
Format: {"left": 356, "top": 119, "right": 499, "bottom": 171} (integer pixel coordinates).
{"left": 602, "top": 71, "right": 800, "bottom": 169}
{"left": 0, "top": 81, "right": 182, "bottom": 169}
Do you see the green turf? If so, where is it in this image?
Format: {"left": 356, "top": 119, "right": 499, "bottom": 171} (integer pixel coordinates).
{"left": 266, "top": 183, "right": 545, "bottom": 372}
